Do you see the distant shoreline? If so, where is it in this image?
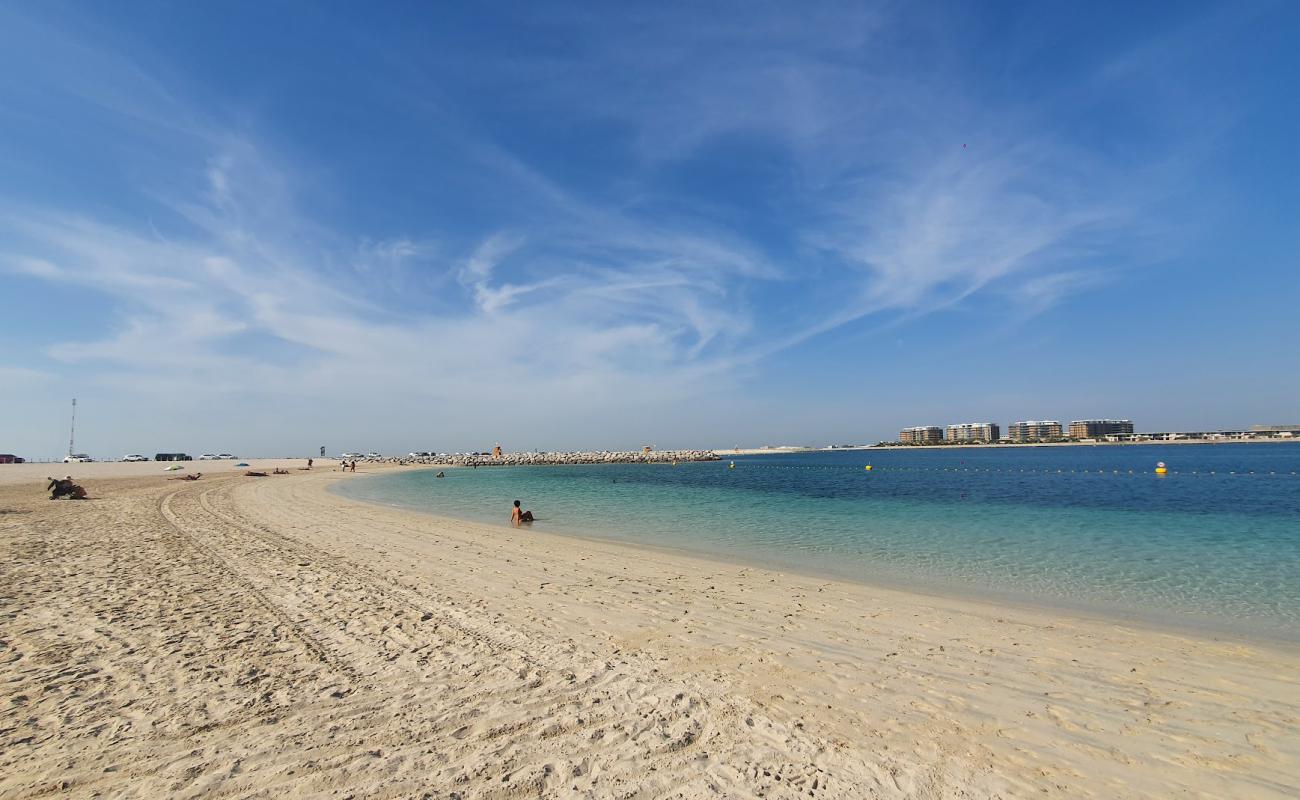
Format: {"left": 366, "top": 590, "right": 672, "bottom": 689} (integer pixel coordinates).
{"left": 871, "top": 438, "right": 1300, "bottom": 450}
{"left": 716, "top": 438, "right": 1299, "bottom": 455}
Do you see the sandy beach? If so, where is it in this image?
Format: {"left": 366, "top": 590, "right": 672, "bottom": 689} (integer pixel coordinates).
{"left": 2, "top": 465, "right": 1298, "bottom": 798}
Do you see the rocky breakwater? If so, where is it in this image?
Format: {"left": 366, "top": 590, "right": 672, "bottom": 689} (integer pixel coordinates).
{"left": 391, "top": 450, "right": 720, "bottom": 467}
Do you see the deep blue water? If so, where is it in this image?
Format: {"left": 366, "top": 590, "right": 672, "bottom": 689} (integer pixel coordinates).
{"left": 334, "top": 444, "right": 1300, "bottom": 639}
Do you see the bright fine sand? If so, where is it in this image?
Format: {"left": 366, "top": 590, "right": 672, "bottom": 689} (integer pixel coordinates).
{"left": 2, "top": 466, "right": 1298, "bottom": 799}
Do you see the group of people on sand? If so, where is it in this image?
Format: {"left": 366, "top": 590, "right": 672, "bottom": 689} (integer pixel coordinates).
{"left": 44, "top": 458, "right": 317, "bottom": 495}
{"left": 46, "top": 476, "right": 87, "bottom": 500}
{"left": 245, "top": 459, "right": 314, "bottom": 477}
{"left": 44, "top": 464, "right": 532, "bottom": 526}
{"left": 245, "top": 468, "right": 291, "bottom": 477}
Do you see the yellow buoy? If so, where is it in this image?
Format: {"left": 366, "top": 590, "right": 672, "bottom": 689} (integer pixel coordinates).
{"left": 1155, "top": 461, "right": 1168, "bottom": 475}
{"left": 865, "top": 464, "right": 873, "bottom": 471}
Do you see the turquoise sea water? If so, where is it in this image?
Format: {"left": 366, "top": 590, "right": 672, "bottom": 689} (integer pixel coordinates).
{"left": 334, "top": 444, "right": 1300, "bottom": 640}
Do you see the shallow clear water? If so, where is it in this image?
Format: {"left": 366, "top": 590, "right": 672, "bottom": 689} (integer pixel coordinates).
{"left": 334, "top": 444, "right": 1300, "bottom": 640}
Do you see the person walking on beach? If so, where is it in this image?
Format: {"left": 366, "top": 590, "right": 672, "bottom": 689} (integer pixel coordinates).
{"left": 511, "top": 499, "right": 534, "bottom": 525}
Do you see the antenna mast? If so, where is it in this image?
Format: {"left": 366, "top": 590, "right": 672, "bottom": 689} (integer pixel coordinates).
{"left": 69, "top": 398, "right": 77, "bottom": 457}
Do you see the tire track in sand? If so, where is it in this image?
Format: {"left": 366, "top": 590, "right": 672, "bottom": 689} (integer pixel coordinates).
{"left": 195, "top": 481, "right": 562, "bottom": 674}
{"left": 158, "top": 488, "right": 358, "bottom": 682}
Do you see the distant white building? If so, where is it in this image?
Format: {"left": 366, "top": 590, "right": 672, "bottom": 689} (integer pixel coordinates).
{"left": 899, "top": 426, "right": 943, "bottom": 444}
{"left": 946, "top": 422, "right": 1000, "bottom": 442}
{"left": 1008, "top": 420, "right": 1063, "bottom": 441}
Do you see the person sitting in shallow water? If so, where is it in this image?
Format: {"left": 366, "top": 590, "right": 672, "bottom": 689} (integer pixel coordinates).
{"left": 510, "top": 499, "right": 534, "bottom": 525}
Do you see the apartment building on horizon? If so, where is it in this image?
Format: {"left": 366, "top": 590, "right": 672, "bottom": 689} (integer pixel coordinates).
{"left": 897, "top": 418, "right": 1144, "bottom": 444}
{"left": 1068, "top": 419, "right": 1135, "bottom": 439}
{"left": 946, "top": 422, "right": 1000, "bottom": 442}
{"left": 1007, "top": 420, "right": 1064, "bottom": 441}
{"left": 899, "top": 425, "right": 944, "bottom": 444}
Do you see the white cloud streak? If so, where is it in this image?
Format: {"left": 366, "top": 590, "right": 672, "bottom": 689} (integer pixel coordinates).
{"left": 0, "top": 3, "right": 1211, "bottom": 454}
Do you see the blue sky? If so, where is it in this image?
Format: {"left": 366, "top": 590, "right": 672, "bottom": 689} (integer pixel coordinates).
{"left": 2, "top": 2, "right": 1298, "bottom": 458}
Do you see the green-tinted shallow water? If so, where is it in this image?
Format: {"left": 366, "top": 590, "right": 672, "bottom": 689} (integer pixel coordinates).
{"left": 334, "top": 443, "right": 1300, "bottom": 641}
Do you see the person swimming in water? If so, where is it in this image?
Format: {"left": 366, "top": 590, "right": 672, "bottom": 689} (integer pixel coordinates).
{"left": 510, "top": 499, "right": 534, "bottom": 525}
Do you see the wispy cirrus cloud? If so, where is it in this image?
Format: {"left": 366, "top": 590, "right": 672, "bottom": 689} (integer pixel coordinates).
{"left": 0, "top": 2, "right": 1235, "bottom": 454}
{"left": 445, "top": 5, "right": 1159, "bottom": 361}
{"left": 0, "top": 133, "right": 761, "bottom": 434}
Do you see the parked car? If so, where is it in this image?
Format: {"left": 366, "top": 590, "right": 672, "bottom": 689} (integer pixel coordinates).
{"left": 340, "top": 452, "right": 363, "bottom": 459}
{"left": 121, "top": 454, "right": 149, "bottom": 462}
{"left": 217, "top": 453, "right": 236, "bottom": 459}
{"left": 408, "top": 451, "right": 430, "bottom": 458}
{"left": 64, "top": 454, "right": 93, "bottom": 463}
{"left": 198, "top": 453, "right": 219, "bottom": 460}
{"left": 155, "top": 453, "right": 193, "bottom": 461}
{"left": 366, "top": 452, "right": 381, "bottom": 459}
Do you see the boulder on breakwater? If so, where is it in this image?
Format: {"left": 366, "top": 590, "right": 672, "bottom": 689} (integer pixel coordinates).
{"left": 357, "top": 450, "right": 721, "bottom": 467}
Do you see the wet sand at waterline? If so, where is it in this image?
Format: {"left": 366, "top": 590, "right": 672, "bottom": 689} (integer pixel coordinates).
{"left": 1, "top": 466, "right": 1297, "bottom": 798}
